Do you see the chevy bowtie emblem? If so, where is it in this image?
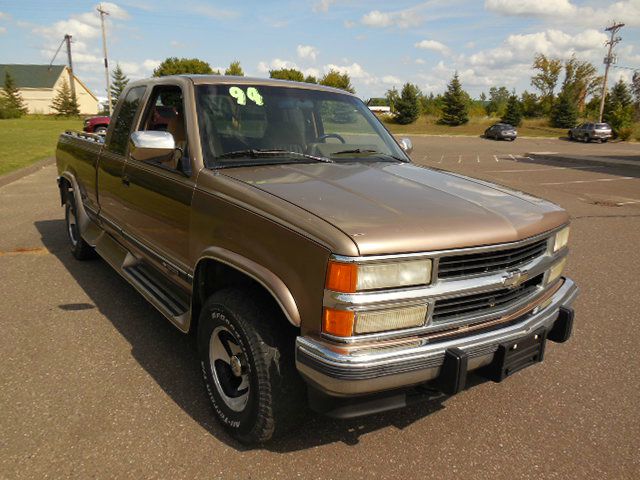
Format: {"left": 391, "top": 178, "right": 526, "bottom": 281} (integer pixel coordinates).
{"left": 502, "top": 269, "right": 529, "bottom": 288}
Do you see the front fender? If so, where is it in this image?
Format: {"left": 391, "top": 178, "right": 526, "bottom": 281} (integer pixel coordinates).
{"left": 196, "top": 246, "right": 301, "bottom": 327}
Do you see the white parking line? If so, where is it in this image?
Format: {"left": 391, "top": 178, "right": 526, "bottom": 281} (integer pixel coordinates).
{"left": 540, "top": 177, "right": 635, "bottom": 186}
{"left": 487, "top": 166, "right": 605, "bottom": 173}
{"left": 509, "top": 154, "right": 517, "bottom": 162}
{"left": 493, "top": 155, "right": 499, "bottom": 162}
{"left": 458, "top": 155, "right": 462, "bottom": 164}
{"left": 438, "top": 154, "right": 444, "bottom": 164}
{"left": 476, "top": 154, "right": 480, "bottom": 163}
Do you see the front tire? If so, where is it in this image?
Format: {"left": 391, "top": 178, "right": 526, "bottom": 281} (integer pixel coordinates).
{"left": 65, "top": 196, "right": 95, "bottom": 260}
{"left": 198, "top": 288, "right": 304, "bottom": 444}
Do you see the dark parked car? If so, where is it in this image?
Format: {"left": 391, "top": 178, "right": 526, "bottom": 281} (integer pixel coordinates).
{"left": 83, "top": 115, "right": 110, "bottom": 135}
{"left": 568, "top": 123, "right": 612, "bottom": 143}
{"left": 484, "top": 123, "right": 517, "bottom": 141}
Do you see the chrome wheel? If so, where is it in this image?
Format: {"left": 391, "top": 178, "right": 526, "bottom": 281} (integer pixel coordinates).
{"left": 66, "top": 202, "right": 79, "bottom": 247}
{"left": 209, "top": 325, "right": 250, "bottom": 412}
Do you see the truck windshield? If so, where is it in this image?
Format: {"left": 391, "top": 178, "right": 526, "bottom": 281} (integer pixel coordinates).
{"left": 195, "top": 84, "right": 408, "bottom": 167}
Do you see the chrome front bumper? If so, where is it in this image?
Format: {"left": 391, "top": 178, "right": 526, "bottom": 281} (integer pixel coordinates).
{"left": 296, "top": 277, "right": 578, "bottom": 397}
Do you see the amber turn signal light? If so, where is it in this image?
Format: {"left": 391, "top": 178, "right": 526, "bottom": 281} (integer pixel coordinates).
{"left": 326, "top": 261, "right": 358, "bottom": 293}
{"left": 322, "top": 308, "right": 355, "bottom": 337}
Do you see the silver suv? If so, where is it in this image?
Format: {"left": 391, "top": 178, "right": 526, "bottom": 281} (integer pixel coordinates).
{"left": 568, "top": 122, "right": 612, "bottom": 143}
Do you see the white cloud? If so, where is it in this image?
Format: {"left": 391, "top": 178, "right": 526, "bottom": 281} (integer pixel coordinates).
{"left": 0, "top": 26, "right": 5, "bottom": 35}
{"left": 344, "top": 20, "right": 355, "bottom": 28}
{"left": 117, "top": 59, "right": 161, "bottom": 78}
{"left": 297, "top": 44, "right": 318, "bottom": 61}
{"left": 485, "top": 0, "right": 640, "bottom": 27}
{"left": 382, "top": 75, "right": 402, "bottom": 85}
{"left": 361, "top": 8, "right": 423, "bottom": 29}
{"left": 313, "top": 0, "right": 335, "bottom": 13}
{"left": 0, "top": 11, "right": 9, "bottom": 20}
{"left": 415, "top": 58, "right": 426, "bottom": 65}
{"left": 467, "top": 29, "right": 607, "bottom": 69}
{"left": 485, "top": 0, "right": 576, "bottom": 17}
{"left": 414, "top": 39, "right": 449, "bottom": 54}
{"left": 170, "top": 40, "right": 185, "bottom": 48}
{"left": 257, "top": 58, "right": 298, "bottom": 74}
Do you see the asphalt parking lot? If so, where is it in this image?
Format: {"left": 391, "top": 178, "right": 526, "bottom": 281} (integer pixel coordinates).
{"left": 1, "top": 136, "right": 639, "bottom": 479}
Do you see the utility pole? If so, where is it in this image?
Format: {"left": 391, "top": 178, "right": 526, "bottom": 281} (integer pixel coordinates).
{"left": 64, "top": 34, "right": 77, "bottom": 100}
{"left": 97, "top": 4, "right": 113, "bottom": 115}
{"left": 598, "top": 21, "right": 624, "bottom": 123}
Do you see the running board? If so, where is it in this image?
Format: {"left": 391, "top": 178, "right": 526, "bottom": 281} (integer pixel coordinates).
{"left": 94, "top": 233, "right": 191, "bottom": 332}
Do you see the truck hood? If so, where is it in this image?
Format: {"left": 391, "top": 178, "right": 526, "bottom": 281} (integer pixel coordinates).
{"left": 222, "top": 161, "right": 568, "bottom": 256}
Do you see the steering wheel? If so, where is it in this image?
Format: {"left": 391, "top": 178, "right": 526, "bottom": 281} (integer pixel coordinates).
{"left": 316, "top": 133, "right": 346, "bottom": 144}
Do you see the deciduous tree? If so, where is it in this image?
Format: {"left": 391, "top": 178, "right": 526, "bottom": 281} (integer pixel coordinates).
{"left": 153, "top": 57, "right": 216, "bottom": 76}
{"left": 269, "top": 68, "right": 304, "bottom": 82}
{"left": 319, "top": 69, "right": 355, "bottom": 93}
{"left": 225, "top": 60, "right": 244, "bottom": 76}
{"left": 531, "top": 54, "right": 562, "bottom": 114}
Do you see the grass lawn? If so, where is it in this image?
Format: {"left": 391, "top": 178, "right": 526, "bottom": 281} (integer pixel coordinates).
{"left": 383, "top": 115, "right": 569, "bottom": 138}
{"left": 0, "top": 115, "right": 83, "bottom": 176}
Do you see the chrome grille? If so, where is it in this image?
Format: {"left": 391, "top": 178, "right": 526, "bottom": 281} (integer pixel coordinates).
{"left": 432, "top": 274, "right": 543, "bottom": 323}
{"left": 438, "top": 238, "right": 548, "bottom": 279}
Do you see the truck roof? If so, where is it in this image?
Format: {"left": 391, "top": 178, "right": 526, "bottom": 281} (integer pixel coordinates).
{"left": 128, "top": 75, "right": 356, "bottom": 96}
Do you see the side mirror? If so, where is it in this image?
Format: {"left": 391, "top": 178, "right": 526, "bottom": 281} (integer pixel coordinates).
{"left": 399, "top": 137, "right": 413, "bottom": 155}
{"left": 129, "top": 131, "right": 176, "bottom": 163}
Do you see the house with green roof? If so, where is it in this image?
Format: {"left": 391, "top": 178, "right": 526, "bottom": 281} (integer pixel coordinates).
{"left": 0, "top": 64, "right": 99, "bottom": 115}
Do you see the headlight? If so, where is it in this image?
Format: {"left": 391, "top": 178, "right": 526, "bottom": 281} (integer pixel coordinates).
{"left": 553, "top": 226, "right": 570, "bottom": 252}
{"left": 326, "top": 258, "right": 432, "bottom": 293}
{"left": 547, "top": 257, "right": 567, "bottom": 284}
{"left": 322, "top": 304, "right": 428, "bottom": 337}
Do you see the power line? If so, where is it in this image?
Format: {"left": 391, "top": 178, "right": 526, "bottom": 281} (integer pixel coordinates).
{"left": 598, "top": 21, "right": 624, "bottom": 123}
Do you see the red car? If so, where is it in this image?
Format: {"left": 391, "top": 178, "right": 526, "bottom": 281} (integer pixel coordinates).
{"left": 83, "top": 116, "right": 110, "bottom": 135}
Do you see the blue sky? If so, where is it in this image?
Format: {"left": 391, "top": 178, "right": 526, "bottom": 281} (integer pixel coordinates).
{"left": 0, "top": 0, "right": 638, "bottom": 101}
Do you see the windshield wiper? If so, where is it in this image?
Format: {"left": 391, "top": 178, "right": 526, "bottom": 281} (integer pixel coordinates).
{"left": 330, "top": 149, "right": 408, "bottom": 162}
{"left": 215, "top": 149, "right": 333, "bottom": 163}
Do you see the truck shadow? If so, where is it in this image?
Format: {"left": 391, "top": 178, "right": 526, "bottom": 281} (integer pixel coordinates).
{"left": 36, "top": 218, "right": 453, "bottom": 452}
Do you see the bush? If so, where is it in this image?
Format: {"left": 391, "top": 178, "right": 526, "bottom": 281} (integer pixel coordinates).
{"left": 617, "top": 127, "right": 633, "bottom": 141}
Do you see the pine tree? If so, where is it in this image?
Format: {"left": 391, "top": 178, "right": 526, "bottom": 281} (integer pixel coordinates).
{"left": 110, "top": 64, "right": 129, "bottom": 103}
{"left": 549, "top": 92, "right": 577, "bottom": 128}
{"left": 50, "top": 78, "right": 80, "bottom": 116}
{"left": 439, "top": 73, "right": 469, "bottom": 126}
{"left": 501, "top": 94, "right": 523, "bottom": 126}
{"left": 394, "top": 83, "right": 421, "bottom": 125}
{"left": 224, "top": 60, "right": 244, "bottom": 76}
{"left": 1, "top": 72, "right": 28, "bottom": 115}
{"left": 603, "top": 79, "right": 634, "bottom": 137}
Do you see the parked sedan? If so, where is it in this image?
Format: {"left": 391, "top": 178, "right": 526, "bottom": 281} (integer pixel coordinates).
{"left": 568, "top": 122, "right": 612, "bottom": 143}
{"left": 484, "top": 123, "right": 517, "bottom": 141}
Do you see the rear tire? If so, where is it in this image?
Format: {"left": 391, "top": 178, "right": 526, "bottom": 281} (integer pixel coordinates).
{"left": 64, "top": 196, "right": 95, "bottom": 260}
{"left": 198, "top": 288, "right": 305, "bottom": 444}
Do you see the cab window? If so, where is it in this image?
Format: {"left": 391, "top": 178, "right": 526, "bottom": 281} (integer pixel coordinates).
{"left": 138, "top": 85, "right": 188, "bottom": 170}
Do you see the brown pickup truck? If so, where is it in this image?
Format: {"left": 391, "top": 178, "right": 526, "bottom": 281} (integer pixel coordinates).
{"left": 56, "top": 75, "right": 578, "bottom": 444}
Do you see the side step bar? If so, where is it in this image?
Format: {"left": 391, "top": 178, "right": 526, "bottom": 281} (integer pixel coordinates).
{"left": 94, "top": 232, "right": 191, "bottom": 332}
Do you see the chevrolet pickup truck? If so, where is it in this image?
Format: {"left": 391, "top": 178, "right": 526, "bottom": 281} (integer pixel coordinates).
{"left": 56, "top": 76, "right": 578, "bottom": 444}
